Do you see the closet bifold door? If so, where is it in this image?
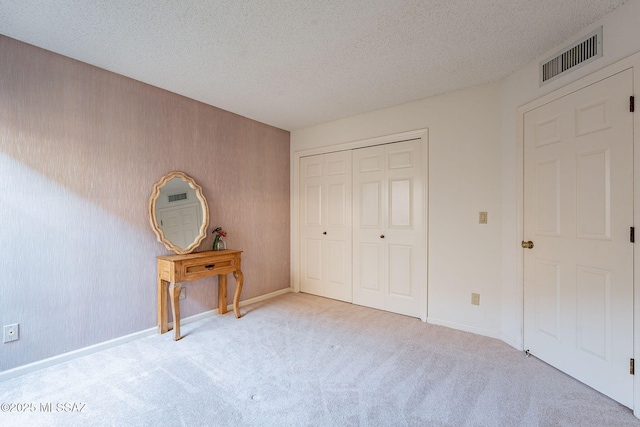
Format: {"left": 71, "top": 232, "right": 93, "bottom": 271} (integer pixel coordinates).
{"left": 299, "top": 151, "right": 353, "bottom": 302}
{"left": 352, "top": 140, "right": 425, "bottom": 318}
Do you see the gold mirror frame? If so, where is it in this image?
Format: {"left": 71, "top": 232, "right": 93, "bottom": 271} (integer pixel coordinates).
{"left": 148, "top": 171, "right": 210, "bottom": 254}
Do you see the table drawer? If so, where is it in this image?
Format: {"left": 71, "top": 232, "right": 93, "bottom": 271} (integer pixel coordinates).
{"left": 183, "top": 258, "right": 235, "bottom": 276}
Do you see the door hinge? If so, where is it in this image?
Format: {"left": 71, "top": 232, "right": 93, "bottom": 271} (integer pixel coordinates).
{"left": 631, "top": 358, "right": 635, "bottom": 375}
{"left": 631, "top": 96, "right": 635, "bottom": 112}
{"left": 631, "top": 227, "right": 635, "bottom": 243}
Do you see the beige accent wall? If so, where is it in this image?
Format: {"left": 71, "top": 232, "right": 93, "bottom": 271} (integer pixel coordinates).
{"left": 0, "top": 35, "right": 290, "bottom": 371}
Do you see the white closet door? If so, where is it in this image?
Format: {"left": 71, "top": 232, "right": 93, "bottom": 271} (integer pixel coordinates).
{"left": 299, "top": 151, "right": 352, "bottom": 302}
{"left": 158, "top": 204, "right": 199, "bottom": 249}
{"left": 353, "top": 140, "right": 425, "bottom": 318}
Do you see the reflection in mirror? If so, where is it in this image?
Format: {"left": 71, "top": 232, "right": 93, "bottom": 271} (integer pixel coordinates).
{"left": 148, "top": 171, "right": 209, "bottom": 254}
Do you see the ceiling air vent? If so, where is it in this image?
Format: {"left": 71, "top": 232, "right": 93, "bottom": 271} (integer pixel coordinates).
{"left": 168, "top": 192, "right": 188, "bottom": 203}
{"left": 539, "top": 27, "right": 602, "bottom": 86}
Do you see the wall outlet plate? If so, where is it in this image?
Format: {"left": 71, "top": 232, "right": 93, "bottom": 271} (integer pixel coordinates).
{"left": 3, "top": 323, "right": 19, "bottom": 343}
{"left": 479, "top": 212, "right": 488, "bottom": 224}
{"left": 179, "top": 287, "right": 186, "bottom": 300}
{"left": 471, "top": 293, "right": 480, "bottom": 306}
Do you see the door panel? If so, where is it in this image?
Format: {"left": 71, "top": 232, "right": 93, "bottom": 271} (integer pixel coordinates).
{"left": 304, "top": 185, "right": 322, "bottom": 226}
{"left": 535, "top": 159, "right": 560, "bottom": 236}
{"left": 390, "top": 178, "right": 412, "bottom": 228}
{"left": 304, "top": 239, "right": 322, "bottom": 281}
{"left": 354, "top": 146, "right": 386, "bottom": 310}
{"left": 534, "top": 259, "right": 560, "bottom": 339}
{"left": 299, "top": 151, "right": 352, "bottom": 302}
{"left": 328, "top": 240, "right": 346, "bottom": 284}
{"left": 576, "top": 149, "right": 610, "bottom": 239}
{"left": 359, "top": 242, "right": 384, "bottom": 301}
{"left": 353, "top": 140, "right": 425, "bottom": 318}
{"left": 523, "top": 69, "right": 633, "bottom": 407}
{"left": 328, "top": 183, "right": 347, "bottom": 226}
{"left": 389, "top": 245, "right": 412, "bottom": 296}
{"left": 576, "top": 266, "right": 611, "bottom": 360}
{"left": 300, "top": 157, "right": 324, "bottom": 295}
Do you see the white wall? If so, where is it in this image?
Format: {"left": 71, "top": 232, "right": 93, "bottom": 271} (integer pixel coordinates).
{"left": 500, "top": 0, "right": 640, "bottom": 349}
{"left": 291, "top": 83, "right": 503, "bottom": 338}
{"left": 291, "top": 0, "right": 640, "bottom": 347}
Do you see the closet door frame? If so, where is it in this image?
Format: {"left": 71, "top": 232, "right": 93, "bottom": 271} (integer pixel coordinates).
{"left": 291, "top": 128, "right": 429, "bottom": 321}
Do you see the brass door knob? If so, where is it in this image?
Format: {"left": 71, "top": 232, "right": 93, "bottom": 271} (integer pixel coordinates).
{"left": 521, "top": 241, "right": 534, "bottom": 249}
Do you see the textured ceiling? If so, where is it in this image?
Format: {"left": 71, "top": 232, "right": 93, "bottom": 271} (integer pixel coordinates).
{"left": 0, "top": 0, "right": 630, "bottom": 130}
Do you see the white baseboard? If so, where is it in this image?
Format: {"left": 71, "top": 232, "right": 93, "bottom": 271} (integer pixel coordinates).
{"left": 238, "top": 287, "right": 292, "bottom": 308}
{"left": 0, "top": 287, "right": 292, "bottom": 382}
{"left": 427, "top": 317, "right": 501, "bottom": 340}
{"left": 0, "top": 328, "right": 157, "bottom": 383}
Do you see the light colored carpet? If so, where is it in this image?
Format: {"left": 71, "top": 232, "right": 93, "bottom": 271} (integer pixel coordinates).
{"left": 0, "top": 292, "right": 638, "bottom": 426}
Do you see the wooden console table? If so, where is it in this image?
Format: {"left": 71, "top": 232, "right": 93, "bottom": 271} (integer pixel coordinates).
{"left": 157, "top": 250, "right": 243, "bottom": 340}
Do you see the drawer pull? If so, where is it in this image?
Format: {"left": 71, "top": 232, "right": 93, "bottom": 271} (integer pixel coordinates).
{"left": 204, "top": 264, "right": 216, "bottom": 270}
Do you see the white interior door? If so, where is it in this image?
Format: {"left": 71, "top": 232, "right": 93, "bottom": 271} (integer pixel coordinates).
{"left": 523, "top": 69, "right": 634, "bottom": 407}
{"left": 299, "top": 151, "right": 352, "bottom": 302}
{"left": 353, "top": 140, "right": 425, "bottom": 318}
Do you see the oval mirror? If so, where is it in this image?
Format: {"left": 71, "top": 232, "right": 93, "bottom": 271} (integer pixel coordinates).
{"left": 148, "top": 171, "right": 210, "bottom": 254}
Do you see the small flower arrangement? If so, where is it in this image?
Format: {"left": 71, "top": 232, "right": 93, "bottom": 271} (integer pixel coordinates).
{"left": 212, "top": 227, "right": 227, "bottom": 251}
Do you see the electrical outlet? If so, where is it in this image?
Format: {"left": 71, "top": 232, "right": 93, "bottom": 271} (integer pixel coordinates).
{"left": 471, "top": 293, "right": 480, "bottom": 306}
{"left": 3, "top": 323, "right": 19, "bottom": 343}
{"left": 479, "top": 212, "right": 488, "bottom": 224}
{"left": 179, "top": 287, "right": 186, "bottom": 300}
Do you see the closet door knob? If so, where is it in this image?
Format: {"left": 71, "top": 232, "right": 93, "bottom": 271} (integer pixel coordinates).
{"left": 322, "top": 231, "right": 327, "bottom": 235}
{"left": 380, "top": 234, "right": 385, "bottom": 239}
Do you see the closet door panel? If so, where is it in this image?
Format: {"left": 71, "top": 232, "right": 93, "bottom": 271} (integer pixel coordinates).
{"left": 300, "top": 155, "right": 325, "bottom": 296}
{"left": 299, "top": 151, "right": 352, "bottom": 302}
{"left": 353, "top": 140, "right": 425, "bottom": 318}
{"left": 353, "top": 146, "right": 386, "bottom": 308}
{"left": 385, "top": 141, "right": 425, "bottom": 316}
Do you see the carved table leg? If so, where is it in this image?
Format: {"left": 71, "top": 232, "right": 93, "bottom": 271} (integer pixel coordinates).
{"left": 218, "top": 274, "right": 227, "bottom": 314}
{"left": 158, "top": 278, "right": 168, "bottom": 334}
{"left": 233, "top": 269, "right": 244, "bottom": 318}
{"left": 168, "top": 282, "right": 182, "bottom": 341}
